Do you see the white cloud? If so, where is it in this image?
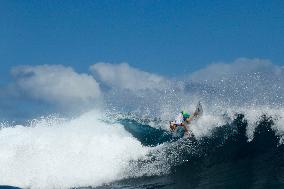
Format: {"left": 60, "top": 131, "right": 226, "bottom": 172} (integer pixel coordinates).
{"left": 11, "top": 65, "right": 102, "bottom": 104}
{"left": 190, "top": 58, "right": 283, "bottom": 82}
{"left": 90, "top": 63, "right": 170, "bottom": 91}
{"left": 186, "top": 58, "right": 284, "bottom": 105}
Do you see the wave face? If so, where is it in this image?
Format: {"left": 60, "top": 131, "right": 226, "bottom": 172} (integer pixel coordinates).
{"left": 169, "top": 114, "right": 284, "bottom": 189}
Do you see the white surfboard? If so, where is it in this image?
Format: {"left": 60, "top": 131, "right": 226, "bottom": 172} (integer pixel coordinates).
{"left": 193, "top": 101, "right": 203, "bottom": 120}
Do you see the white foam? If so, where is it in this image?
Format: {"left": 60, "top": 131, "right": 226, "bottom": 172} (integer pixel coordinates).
{"left": 190, "top": 113, "right": 225, "bottom": 139}
{"left": 0, "top": 110, "right": 149, "bottom": 188}
{"left": 221, "top": 105, "right": 284, "bottom": 142}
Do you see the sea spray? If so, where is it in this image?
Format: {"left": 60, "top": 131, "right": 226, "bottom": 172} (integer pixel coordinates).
{"left": 0, "top": 110, "right": 149, "bottom": 188}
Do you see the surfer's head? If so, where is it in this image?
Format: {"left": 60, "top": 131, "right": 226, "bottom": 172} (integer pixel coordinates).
{"left": 181, "top": 111, "right": 190, "bottom": 121}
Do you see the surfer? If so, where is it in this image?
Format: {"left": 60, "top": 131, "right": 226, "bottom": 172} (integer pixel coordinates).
{"left": 170, "top": 111, "right": 197, "bottom": 136}
{"left": 169, "top": 102, "right": 203, "bottom": 136}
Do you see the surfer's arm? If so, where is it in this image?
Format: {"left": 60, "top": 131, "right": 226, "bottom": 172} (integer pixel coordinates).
{"left": 188, "top": 112, "right": 197, "bottom": 122}
{"left": 188, "top": 115, "right": 194, "bottom": 122}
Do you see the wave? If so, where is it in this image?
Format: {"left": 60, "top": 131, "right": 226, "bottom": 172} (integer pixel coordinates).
{"left": 1, "top": 107, "right": 284, "bottom": 189}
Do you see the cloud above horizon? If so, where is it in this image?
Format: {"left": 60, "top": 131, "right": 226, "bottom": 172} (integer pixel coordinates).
{"left": 189, "top": 58, "right": 283, "bottom": 82}
{"left": 11, "top": 65, "right": 102, "bottom": 104}
{"left": 90, "top": 63, "right": 170, "bottom": 91}
{"left": 186, "top": 58, "right": 284, "bottom": 105}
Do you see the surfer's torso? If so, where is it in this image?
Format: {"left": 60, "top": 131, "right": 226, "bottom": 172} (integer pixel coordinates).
{"left": 174, "top": 113, "right": 190, "bottom": 126}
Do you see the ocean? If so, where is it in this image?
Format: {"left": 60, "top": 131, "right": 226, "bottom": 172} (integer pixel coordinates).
{"left": 0, "top": 107, "right": 284, "bottom": 189}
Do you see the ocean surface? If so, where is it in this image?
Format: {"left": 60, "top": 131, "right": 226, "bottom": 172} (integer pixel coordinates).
{"left": 0, "top": 107, "right": 284, "bottom": 189}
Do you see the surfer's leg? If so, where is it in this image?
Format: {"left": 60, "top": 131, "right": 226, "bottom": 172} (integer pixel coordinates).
{"left": 169, "top": 122, "right": 177, "bottom": 131}
{"left": 182, "top": 125, "right": 188, "bottom": 133}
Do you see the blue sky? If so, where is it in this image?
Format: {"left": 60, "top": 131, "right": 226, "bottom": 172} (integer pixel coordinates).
{"left": 1, "top": 0, "right": 284, "bottom": 83}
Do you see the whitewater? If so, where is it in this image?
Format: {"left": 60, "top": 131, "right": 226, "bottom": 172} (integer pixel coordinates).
{"left": 0, "top": 111, "right": 149, "bottom": 188}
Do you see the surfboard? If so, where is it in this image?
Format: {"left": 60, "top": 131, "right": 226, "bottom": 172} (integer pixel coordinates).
{"left": 193, "top": 101, "right": 203, "bottom": 120}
